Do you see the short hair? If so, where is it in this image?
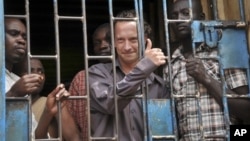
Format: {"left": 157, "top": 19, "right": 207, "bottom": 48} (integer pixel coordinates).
{"left": 115, "top": 9, "right": 152, "bottom": 39}
{"left": 4, "top": 18, "right": 26, "bottom": 29}
{"left": 92, "top": 23, "right": 110, "bottom": 41}
{"left": 173, "top": 0, "right": 203, "bottom": 15}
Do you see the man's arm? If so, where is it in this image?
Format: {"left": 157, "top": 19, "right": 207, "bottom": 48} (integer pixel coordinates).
{"left": 186, "top": 58, "right": 250, "bottom": 121}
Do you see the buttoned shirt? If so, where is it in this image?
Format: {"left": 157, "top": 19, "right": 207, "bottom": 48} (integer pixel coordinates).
{"left": 165, "top": 45, "right": 248, "bottom": 141}
{"left": 89, "top": 57, "right": 168, "bottom": 141}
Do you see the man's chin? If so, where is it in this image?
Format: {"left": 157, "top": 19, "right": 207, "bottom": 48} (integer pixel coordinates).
{"left": 177, "top": 32, "right": 191, "bottom": 39}
{"left": 13, "top": 56, "right": 25, "bottom": 63}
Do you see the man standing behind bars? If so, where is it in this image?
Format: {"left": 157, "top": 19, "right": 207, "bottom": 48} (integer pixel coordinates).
{"left": 4, "top": 18, "right": 81, "bottom": 141}
{"left": 68, "top": 23, "right": 111, "bottom": 140}
{"left": 89, "top": 10, "right": 168, "bottom": 141}
{"left": 166, "top": 0, "right": 249, "bottom": 140}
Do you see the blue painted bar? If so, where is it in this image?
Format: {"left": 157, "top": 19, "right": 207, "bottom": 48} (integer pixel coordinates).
{"left": 147, "top": 99, "right": 174, "bottom": 140}
{"left": 6, "top": 99, "right": 30, "bottom": 141}
{"left": 218, "top": 28, "right": 249, "bottom": 69}
{"left": 0, "top": 0, "right": 6, "bottom": 140}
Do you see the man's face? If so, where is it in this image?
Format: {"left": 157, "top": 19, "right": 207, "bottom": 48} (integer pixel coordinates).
{"left": 19, "top": 59, "right": 45, "bottom": 94}
{"left": 5, "top": 18, "right": 27, "bottom": 64}
{"left": 114, "top": 21, "right": 139, "bottom": 65}
{"left": 29, "top": 59, "right": 45, "bottom": 94}
{"left": 93, "top": 27, "right": 111, "bottom": 56}
{"left": 171, "top": 0, "right": 202, "bottom": 39}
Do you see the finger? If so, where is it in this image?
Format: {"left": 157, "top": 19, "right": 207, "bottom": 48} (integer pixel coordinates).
{"left": 145, "top": 38, "right": 152, "bottom": 51}
{"left": 48, "top": 84, "right": 64, "bottom": 98}
{"left": 39, "top": 75, "right": 44, "bottom": 81}
{"left": 164, "top": 56, "right": 169, "bottom": 61}
{"left": 55, "top": 86, "right": 69, "bottom": 101}
{"left": 58, "top": 84, "right": 65, "bottom": 89}
{"left": 63, "top": 91, "right": 70, "bottom": 97}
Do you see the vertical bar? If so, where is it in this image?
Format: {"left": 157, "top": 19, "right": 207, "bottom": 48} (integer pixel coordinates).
{"left": 239, "top": 0, "right": 245, "bottom": 21}
{"left": 162, "top": 0, "right": 178, "bottom": 140}
{"left": 212, "top": 0, "right": 219, "bottom": 20}
{"left": 0, "top": 0, "right": 5, "bottom": 140}
{"left": 24, "top": 0, "right": 33, "bottom": 139}
{"left": 108, "top": 0, "right": 119, "bottom": 140}
{"left": 53, "top": 0, "right": 62, "bottom": 140}
{"left": 134, "top": 0, "right": 150, "bottom": 140}
{"left": 80, "top": 0, "right": 91, "bottom": 140}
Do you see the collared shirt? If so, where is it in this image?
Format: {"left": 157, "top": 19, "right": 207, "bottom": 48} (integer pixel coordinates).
{"left": 5, "top": 69, "right": 38, "bottom": 141}
{"left": 89, "top": 57, "right": 168, "bottom": 141}
{"left": 165, "top": 45, "right": 248, "bottom": 141}
{"left": 68, "top": 70, "right": 88, "bottom": 140}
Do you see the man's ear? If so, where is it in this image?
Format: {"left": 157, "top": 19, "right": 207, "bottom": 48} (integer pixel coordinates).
{"left": 200, "top": 12, "right": 205, "bottom": 20}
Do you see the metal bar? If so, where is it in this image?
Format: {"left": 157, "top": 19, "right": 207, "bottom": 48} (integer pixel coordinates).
{"left": 24, "top": 0, "right": 33, "bottom": 140}
{"left": 29, "top": 55, "right": 58, "bottom": 60}
{"left": 58, "top": 16, "right": 84, "bottom": 21}
{"left": 239, "top": 0, "right": 245, "bottom": 21}
{"left": 52, "top": 0, "right": 62, "bottom": 140}
{"left": 0, "top": 0, "right": 5, "bottom": 140}
{"left": 134, "top": 0, "right": 150, "bottom": 140}
{"left": 80, "top": 0, "right": 91, "bottom": 140}
{"left": 88, "top": 55, "right": 113, "bottom": 60}
{"left": 4, "top": 15, "right": 27, "bottom": 18}
{"left": 162, "top": 0, "right": 178, "bottom": 140}
{"left": 108, "top": 0, "right": 119, "bottom": 140}
{"left": 212, "top": 0, "right": 219, "bottom": 20}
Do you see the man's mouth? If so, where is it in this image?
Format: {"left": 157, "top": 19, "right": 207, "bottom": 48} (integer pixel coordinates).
{"left": 99, "top": 52, "right": 111, "bottom": 56}
{"left": 177, "top": 26, "right": 187, "bottom": 31}
{"left": 16, "top": 47, "right": 26, "bottom": 54}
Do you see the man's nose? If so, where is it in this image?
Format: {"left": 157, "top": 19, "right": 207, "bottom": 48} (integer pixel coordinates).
{"left": 17, "top": 35, "right": 26, "bottom": 45}
{"left": 124, "top": 41, "right": 132, "bottom": 50}
{"left": 177, "top": 13, "right": 186, "bottom": 20}
{"left": 100, "top": 40, "right": 110, "bottom": 49}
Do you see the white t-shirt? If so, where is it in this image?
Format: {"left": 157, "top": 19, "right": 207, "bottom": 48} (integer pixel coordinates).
{"left": 5, "top": 69, "right": 38, "bottom": 141}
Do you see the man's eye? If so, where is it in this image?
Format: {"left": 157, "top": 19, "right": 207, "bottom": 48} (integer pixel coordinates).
{"left": 182, "top": 10, "right": 190, "bottom": 16}
{"left": 130, "top": 39, "right": 138, "bottom": 43}
{"left": 38, "top": 70, "right": 44, "bottom": 74}
{"left": 94, "top": 41, "right": 101, "bottom": 46}
{"left": 116, "top": 39, "right": 124, "bottom": 43}
{"left": 171, "top": 13, "right": 178, "bottom": 19}
{"left": 6, "top": 29, "right": 27, "bottom": 40}
{"left": 22, "top": 34, "right": 27, "bottom": 40}
{"left": 7, "top": 30, "right": 20, "bottom": 37}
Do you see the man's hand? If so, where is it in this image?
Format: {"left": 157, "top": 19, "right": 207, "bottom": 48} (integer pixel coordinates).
{"left": 45, "top": 84, "right": 70, "bottom": 116}
{"left": 144, "top": 38, "right": 166, "bottom": 66}
{"left": 185, "top": 58, "right": 211, "bottom": 84}
{"left": 7, "top": 74, "right": 44, "bottom": 97}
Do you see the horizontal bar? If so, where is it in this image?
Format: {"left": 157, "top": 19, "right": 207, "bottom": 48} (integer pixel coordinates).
{"left": 152, "top": 135, "right": 176, "bottom": 139}
{"left": 68, "top": 96, "right": 88, "bottom": 99}
{"left": 87, "top": 55, "right": 113, "bottom": 60}
{"left": 6, "top": 97, "right": 30, "bottom": 101}
{"left": 58, "top": 16, "right": 84, "bottom": 21}
{"left": 112, "top": 17, "right": 138, "bottom": 21}
{"left": 90, "top": 136, "right": 117, "bottom": 140}
{"left": 4, "top": 15, "right": 27, "bottom": 19}
{"left": 29, "top": 55, "right": 58, "bottom": 60}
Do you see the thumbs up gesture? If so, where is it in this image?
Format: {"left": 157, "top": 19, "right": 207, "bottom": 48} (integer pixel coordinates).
{"left": 144, "top": 38, "right": 167, "bottom": 66}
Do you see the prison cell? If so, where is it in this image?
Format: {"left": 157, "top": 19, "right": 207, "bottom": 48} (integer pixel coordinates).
{"left": 1, "top": 0, "right": 250, "bottom": 141}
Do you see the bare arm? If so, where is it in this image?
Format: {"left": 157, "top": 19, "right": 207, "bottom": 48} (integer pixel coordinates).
{"left": 35, "top": 84, "right": 76, "bottom": 139}
{"left": 60, "top": 107, "right": 82, "bottom": 141}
